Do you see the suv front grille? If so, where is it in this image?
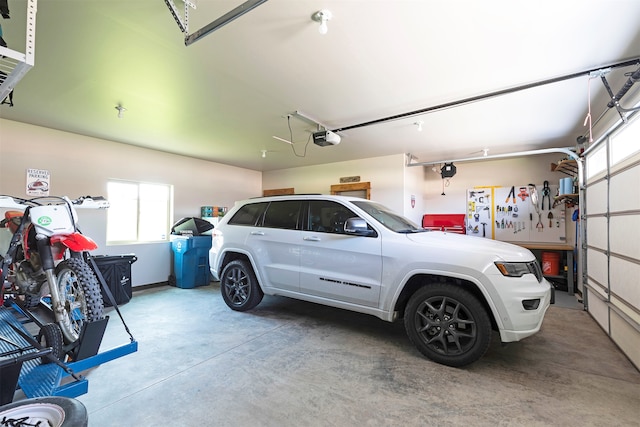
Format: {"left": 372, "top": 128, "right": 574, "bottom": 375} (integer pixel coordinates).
{"left": 527, "top": 261, "right": 543, "bottom": 282}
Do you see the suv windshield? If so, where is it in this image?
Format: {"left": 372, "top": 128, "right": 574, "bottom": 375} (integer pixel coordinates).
{"left": 352, "top": 201, "right": 425, "bottom": 233}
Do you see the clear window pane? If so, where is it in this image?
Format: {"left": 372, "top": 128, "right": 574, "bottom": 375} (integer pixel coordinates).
{"left": 586, "top": 145, "right": 607, "bottom": 180}
{"left": 610, "top": 116, "right": 640, "bottom": 166}
{"left": 139, "top": 184, "right": 170, "bottom": 241}
{"left": 107, "top": 180, "right": 171, "bottom": 243}
{"left": 107, "top": 182, "right": 138, "bottom": 242}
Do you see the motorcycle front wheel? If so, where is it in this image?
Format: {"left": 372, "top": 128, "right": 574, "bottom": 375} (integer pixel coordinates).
{"left": 55, "top": 258, "right": 104, "bottom": 344}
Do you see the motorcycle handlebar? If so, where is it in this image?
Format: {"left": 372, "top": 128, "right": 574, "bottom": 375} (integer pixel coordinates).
{"left": 0, "top": 195, "right": 110, "bottom": 210}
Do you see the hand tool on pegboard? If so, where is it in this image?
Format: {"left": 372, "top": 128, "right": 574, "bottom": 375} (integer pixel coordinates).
{"left": 541, "top": 180, "right": 551, "bottom": 210}
{"left": 505, "top": 186, "right": 516, "bottom": 204}
{"left": 536, "top": 213, "right": 544, "bottom": 231}
{"left": 517, "top": 187, "right": 529, "bottom": 202}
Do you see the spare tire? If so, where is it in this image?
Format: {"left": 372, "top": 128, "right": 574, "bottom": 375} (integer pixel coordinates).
{"left": 0, "top": 397, "right": 88, "bottom": 427}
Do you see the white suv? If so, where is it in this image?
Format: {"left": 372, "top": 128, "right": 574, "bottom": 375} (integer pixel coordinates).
{"left": 209, "top": 194, "right": 553, "bottom": 367}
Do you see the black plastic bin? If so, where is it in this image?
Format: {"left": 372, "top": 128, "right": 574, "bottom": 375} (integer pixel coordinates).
{"left": 92, "top": 254, "right": 137, "bottom": 307}
{"left": 171, "top": 217, "right": 214, "bottom": 236}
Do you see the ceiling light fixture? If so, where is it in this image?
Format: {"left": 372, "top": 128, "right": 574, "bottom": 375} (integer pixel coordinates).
{"left": 482, "top": 148, "right": 489, "bottom": 157}
{"left": 311, "top": 9, "right": 332, "bottom": 35}
{"left": 414, "top": 121, "right": 423, "bottom": 132}
{"left": 261, "top": 150, "right": 267, "bottom": 158}
{"left": 115, "top": 104, "right": 127, "bottom": 119}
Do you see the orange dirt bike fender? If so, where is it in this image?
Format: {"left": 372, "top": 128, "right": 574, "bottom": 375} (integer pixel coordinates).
{"left": 50, "top": 232, "right": 98, "bottom": 253}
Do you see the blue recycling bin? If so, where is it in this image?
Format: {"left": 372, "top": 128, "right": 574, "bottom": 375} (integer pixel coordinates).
{"left": 170, "top": 235, "right": 212, "bottom": 288}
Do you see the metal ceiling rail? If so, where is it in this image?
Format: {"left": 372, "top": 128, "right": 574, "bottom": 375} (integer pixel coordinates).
{"left": 185, "top": 0, "right": 269, "bottom": 46}
{"left": 406, "top": 147, "right": 578, "bottom": 166}
{"left": 332, "top": 57, "right": 640, "bottom": 134}
{"left": 163, "top": 0, "right": 269, "bottom": 46}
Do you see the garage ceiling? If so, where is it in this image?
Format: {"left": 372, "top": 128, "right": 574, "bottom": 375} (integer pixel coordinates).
{"left": 2, "top": 0, "right": 640, "bottom": 172}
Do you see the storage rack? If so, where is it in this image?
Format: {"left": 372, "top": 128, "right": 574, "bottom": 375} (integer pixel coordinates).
{"left": 551, "top": 159, "right": 579, "bottom": 206}
{"left": 0, "top": 0, "right": 37, "bottom": 104}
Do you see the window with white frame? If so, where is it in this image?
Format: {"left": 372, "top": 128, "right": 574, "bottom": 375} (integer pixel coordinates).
{"left": 106, "top": 180, "right": 172, "bottom": 244}
{"left": 610, "top": 114, "right": 640, "bottom": 166}
{"left": 586, "top": 144, "right": 607, "bottom": 180}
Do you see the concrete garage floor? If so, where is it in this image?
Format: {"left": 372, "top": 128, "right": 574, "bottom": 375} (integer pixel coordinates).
{"left": 78, "top": 284, "right": 640, "bottom": 426}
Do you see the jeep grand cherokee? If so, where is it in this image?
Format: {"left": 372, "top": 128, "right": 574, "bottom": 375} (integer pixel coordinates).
{"left": 209, "top": 195, "right": 552, "bottom": 367}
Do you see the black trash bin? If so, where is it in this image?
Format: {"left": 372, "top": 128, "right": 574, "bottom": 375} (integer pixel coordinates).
{"left": 171, "top": 217, "right": 214, "bottom": 236}
{"left": 92, "top": 254, "right": 137, "bottom": 307}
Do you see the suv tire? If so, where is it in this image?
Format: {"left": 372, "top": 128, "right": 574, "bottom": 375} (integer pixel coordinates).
{"left": 220, "top": 259, "right": 264, "bottom": 311}
{"left": 404, "top": 284, "right": 491, "bottom": 367}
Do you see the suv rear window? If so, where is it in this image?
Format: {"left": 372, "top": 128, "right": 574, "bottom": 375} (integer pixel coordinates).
{"left": 262, "top": 200, "right": 302, "bottom": 229}
{"left": 228, "top": 202, "right": 268, "bottom": 226}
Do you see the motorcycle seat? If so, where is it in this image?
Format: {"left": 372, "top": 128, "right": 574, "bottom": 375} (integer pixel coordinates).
{"left": 2, "top": 211, "right": 23, "bottom": 234}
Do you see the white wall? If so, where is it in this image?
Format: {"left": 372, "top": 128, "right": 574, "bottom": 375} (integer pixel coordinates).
{"left": 422, "top": 153, "right": 568, "bottom": 212}
{"left": 419, "top": 153, "right": 578, "bottom": 245}
{"left": 403, "top": 157, "right": 428, "bottom": 224}
{"left": 262, "top": 152, "right": 436, "bottom": 226}
{"left": 262, "top": 153, "right": 407, "bottom": 212}
{"left": 0, "top": 119, "right": 262, "bottom": 286}
{"left": 263, "top": 152, "right": 577, "bottom": 233}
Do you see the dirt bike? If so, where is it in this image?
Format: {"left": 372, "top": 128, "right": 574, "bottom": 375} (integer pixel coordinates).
{"left": 0, "top": 195, "right": 108, "bottom": 346}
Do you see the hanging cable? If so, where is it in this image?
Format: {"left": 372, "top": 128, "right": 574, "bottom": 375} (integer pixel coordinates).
{"left": 287, "top": 115, "right": 312, "bottom": 158}
{"left": 583, "top": 76, "right": 594, "bottom": 143}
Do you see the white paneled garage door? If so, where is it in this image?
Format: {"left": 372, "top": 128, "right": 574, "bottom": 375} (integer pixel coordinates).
{"left": 584, "top": 114, "right": 640, "bottom": 369}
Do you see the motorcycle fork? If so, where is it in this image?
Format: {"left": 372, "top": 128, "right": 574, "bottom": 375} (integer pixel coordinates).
{"left": 35, "top": 235, "right": 65, "bottom": 323}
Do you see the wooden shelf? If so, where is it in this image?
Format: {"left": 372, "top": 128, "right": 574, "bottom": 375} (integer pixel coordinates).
{"left": 554, "top": 193, "right": 579, "bottom": 207}
{"left": 514, "top": 243, "right": 573, "bottom": 251}
{"left": 551, "top": 159, "right": 578, "bottom": 177}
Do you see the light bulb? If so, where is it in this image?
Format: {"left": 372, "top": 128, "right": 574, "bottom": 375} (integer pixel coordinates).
{"left": 115, "top": 105, "right": 126, "bottom": 119}
{"left": 319, "top": 20, "right": 328, "bottom": 35}
{"left": 312, "top": 10, "right": 332, "bottom": 35}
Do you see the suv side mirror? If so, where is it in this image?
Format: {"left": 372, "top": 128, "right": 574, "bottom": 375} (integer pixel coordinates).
{"left": 344, "top": 218, "right": 375, "bottom": 237}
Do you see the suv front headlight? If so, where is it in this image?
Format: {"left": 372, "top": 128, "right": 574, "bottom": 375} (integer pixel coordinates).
{"left": 495, "top": 261, "right": 542, "bottom": 281}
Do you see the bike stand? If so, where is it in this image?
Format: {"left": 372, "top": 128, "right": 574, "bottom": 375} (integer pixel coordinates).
{"left": 0, "top": 301, "right": 137, "bottom": 403}
{"left": 66, "top": 317, "right": 109, "bottom": 361}
{"left": 0, "top": 330, "right": 56, "bottom": 406}
{"left": 0, "top": 360, "right": 22, "bottom": 405}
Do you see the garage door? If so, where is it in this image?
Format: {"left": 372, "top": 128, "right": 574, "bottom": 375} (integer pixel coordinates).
{"left": 584, "top": 113, "right": 640, "bottom": 369}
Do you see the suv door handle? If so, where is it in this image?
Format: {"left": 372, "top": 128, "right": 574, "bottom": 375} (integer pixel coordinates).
{"left": 250, "top": 231, "right": 265, "bottom": 236}
{"left": 303, "top": 236, "right": 321, "bottom": 241}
